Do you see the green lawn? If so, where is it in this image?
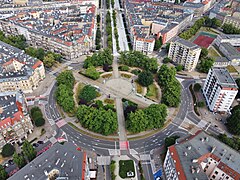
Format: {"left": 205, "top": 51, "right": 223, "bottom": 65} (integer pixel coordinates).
{"left": 119, "top": 160, "right": 135, "bottom": 179}
{"left": 135, "top": 81, "right": 143, "bottom": 94}
{"left": 208, "top": 47, "right": 220, "bottom": 58}
{"left": 226, "top": 65, "right": 238, "bottom": 73}
{"left": 146, "top": 84, "right": 158, "bottom": 100}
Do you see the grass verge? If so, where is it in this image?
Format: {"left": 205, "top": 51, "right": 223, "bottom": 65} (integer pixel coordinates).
{"left": 146, "top": 84, "right": 158, "bottom": 100}
{"left": 119, "top": 160, "right": 135, "bottom": 178}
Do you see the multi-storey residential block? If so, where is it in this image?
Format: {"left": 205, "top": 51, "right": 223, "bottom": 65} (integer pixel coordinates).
{"left": 0, "top": 90, "right": 33, "bottom": 149}
{"left": 0, "top": 4, "right": 96, "bottom": 60}
{"left": 224, "top": 15, "right": 240, "bottom": 29}
{"left": 164, "top": 130, "right": 240, "bottom": 180}
{"left": 214, "top": 34, "right": 240, "bottom": 47}
{"left": 124, "top": 0, "right": 193, "bottom": 53}
{"left": 168, "top": 38, "right": 201, "bottom": 72}
{"left": 0, "top": 41, "right": 45, "bottom": 93}
{"left": 203, "top": 67, "right": 238, "bottom": 113}
{"left": 218, "top": 42, "right": 240, "bottom": 66}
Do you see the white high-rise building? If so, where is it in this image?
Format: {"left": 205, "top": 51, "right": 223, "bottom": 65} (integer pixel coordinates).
{"left": 203, "top": 67, "right": 238, "bottom": 113}
{"left": 168, "top": 38, "right": 201, "bottom": 71}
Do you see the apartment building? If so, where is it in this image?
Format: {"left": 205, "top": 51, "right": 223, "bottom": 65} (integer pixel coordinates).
{"left": 0, "top": 91, "right": 33, "bottom": 150}
{"left": 218, "top": 42, "right": 240, "bottom": 66}
{"left": 164, "top": 130, "right": 240, "bottom": 180}
{"left": 0, "top": 41, "right": 45, "bottom": 93}
{"left": 0, "top": 4, "right": 96, "bottom": 60}
{"left": 124, "top": 0, "right": 193, "bottom": 52}
{"left": 214, "top": 34, "right": 240, "bottom": 47}
{"left": 168, "top": 38, "right": 201, "bottom": 72}
{"left": 203, "top": 67, "right": 238, "bottom": 113}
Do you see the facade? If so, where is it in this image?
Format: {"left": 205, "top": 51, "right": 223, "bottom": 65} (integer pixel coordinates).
{"left": 164, "top": 131, "right": 240, "bottom": 180}
{"left": 214, "top": 34, "right": 240, "bottom": 47}
{"left": 9, "top": 142, "right": 89, "bottom": 180}
{"left": 0, "top": 4, "right": 96, "bottom": 60}
{"left": 218, "top": 42, "right": 240, "bottom": 66}
{"left": 168, "top": 38, "right": 201, "bottom": 71}
{"left": 0, "top": 91, "right": 33, "bottom": 150}
{"left": 203, "top": 67, "right": 238, "bottom": 113}
{"left": 0, "top": 41, "right": 45, "bottom": 93}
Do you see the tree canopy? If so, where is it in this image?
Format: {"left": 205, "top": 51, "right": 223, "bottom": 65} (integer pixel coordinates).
{"left": 22, "top": 141, "right": 36, "bottom": 162}
{"left": 30, "top": 106, "right": 45, "bottom": 127}
{"left": 84, "top": 49, "right": 113, "bottom": 68}
{"left": 226, "top": 105, "right": 240, "bottom": 135}
{"left": 119, "top": 51, "right": 158, "bottom": 72}
{"left": 85, "top": 66, "right": 100, "bottom": 80}
{"left": 13, "top": 153, "right": 26, "bottom": 168}
{"left": 157, "top": 65, "right": 181, "bottom": 107}
{"left": 200, "top": 48, "right": 208, "bottom": 59}
{"left": 222, "top": 23, "right": 240, "bottom": 34}
{"left": 0, "top": 165, "right": 8, "bottom": 180}
{"left": 79, "top": 85, "right": 97, "bottom": 103}
{"left": 126, "top": 104, "right": 167, "bottom": 133}
{"left": 76, "top": 105, "right": 118, "bottom": 135}
{"left": 154, "top": 37, "right": 162, "bottom": 51}
{"left": 138, "top": 71, "right": 153, "bottom": 87}
{"left": 197, "top": 57, "right": 214, "bottom": 73}
{"left": 1, "top": 143, "right": 15, "bottom": 157}
{"left": 56, "top": 70, "right": 75, "bottom": 88}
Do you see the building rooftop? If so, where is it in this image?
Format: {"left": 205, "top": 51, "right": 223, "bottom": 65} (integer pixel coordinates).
{"left": 170, "top": 131, "right": 240, "bottom": 179}
{"left": 220, "top": 42, "right": 240, "bottom": 57}
{"left": 0, "top": 40, "right": 43, "bottom": 83}
{"left": 212, "top": 67, "right": 238, "bottom": 89}
{"left": 9, "top": 142, "right": 86, "bottom": 180}
{"left": 0, "top": 91, "right": 24, "bottom": 122}
{"left": 0, "top": 4, "right": 95, "bottom": 46}
{"left": 175, "top": 37, "right": 200, "bottom": 50}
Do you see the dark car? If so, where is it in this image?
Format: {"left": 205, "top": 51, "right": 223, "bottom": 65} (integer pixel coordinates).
{"left": 33, "top": 143, "right": 39, "bottom": 147}
{"left": 37, "top": 141, "right": 44, "bottom": 144}
{"left": 8, "top": 160, "right": 14, "bottom": 165}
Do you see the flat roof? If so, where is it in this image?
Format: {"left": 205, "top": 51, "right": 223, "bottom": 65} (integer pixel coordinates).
{"left": 171, "top": 131, "right": 240, "bottom": 179}
{"left": 175, "top": 38, "right": 200, "bottom": 50}
{"left": 212, "top": 67, "right": 238, "bottom": 88}
{"left": 9, "top": 142, "right": 85, "bottom": 180}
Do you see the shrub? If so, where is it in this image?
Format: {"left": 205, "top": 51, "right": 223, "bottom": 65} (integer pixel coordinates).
{"left": 35, "top": 117, "right": 45, "bottom": 127}
{"left": 119, "top": 65, "right": 129, "bottom": 71}
{"left": 2, "top": 143, "right": 15, "bottom": 157}
{"left": 79, "top": 85, "right": 97, "bottom": 103}
{"left": 138, "top": 71, "right": 153, "bottom": 87}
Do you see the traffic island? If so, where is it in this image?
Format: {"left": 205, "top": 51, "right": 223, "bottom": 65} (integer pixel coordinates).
{"left": 119, "top": 160, "right": 135, "bottom": 179}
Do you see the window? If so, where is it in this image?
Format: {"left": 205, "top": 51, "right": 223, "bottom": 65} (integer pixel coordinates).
{"left": 212, "top": 175, "right": 216, "bottom": 179}
{"left": 226, "top": 176, "right": 229, "bottom": 179}
{"left": 215, "top": 171, "right": 218, "bottom": 175}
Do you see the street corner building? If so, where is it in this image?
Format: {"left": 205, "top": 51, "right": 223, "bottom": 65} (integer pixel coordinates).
{"left": 168, "top": 38, "right": 202, "bottom": 72}
{"left": 163, "top": 131, "right": 240, "bottom": 180}
{"left": 9, "top": 142, "right": 90, "bottom": 180}
{"left": 0, "top": 90, "right": 33, "bottom": 150}
{"left": 202, "top": 67, "right": 238, "bottom": 113}
{"left": 0, "top": 41, "right": 45, "bottom": 93}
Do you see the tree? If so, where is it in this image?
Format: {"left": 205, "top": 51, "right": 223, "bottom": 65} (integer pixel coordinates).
{"left": 138, "top": 71, "right": 153, "bottom": 87}
{"left": 56, "top": 70, "right": 75, "bottom": 88}
{"left": 197, "top": 58, "right": 214, "bottom": 73}
{"left": 175, "top": 64, "right": 183, "bottom": 71}
{"left": 79, "top": 85, "right": 97, "bottom": 103}
{"left": 222, "top": 23, "right": 240, "bottom": 34}
{"left": 76, "top": 105, "right": 118, "bottom": 135}
{"left": 35, "top": 117, "right": 45, "bottom": 127}
{"left": 200, "top": 48, "right": 208, "bottom": 58}
{"left": 119, "top": 51, "right": 158, "bottom": 72}
{"left": 144, "top": 104, "right": 167, "bottom": 129}
{"left": 13, "top": 153, "right": 26, "bottom": 168}
{"left": 154, "top": 38, "right": 162, "bottom": 51}
{"left": 85, "top": 66, "right": 100, "bottom": 80}
{"left": 157, "top": 64, "right": 176, "bottom": 87}
{"left": 1, "top": 143, "right": 15, "bottom": 157}
{"left": 163, "top": 57, "right": 171, "bottom": 64}
{"left": 194, "top": 83, "right": 201, "bottom": 92}
{"left": 164, "top": 136, "right": 179, "bottom": 150}
{"left": 55, "top": 84, "right": 75, "bottom": 113}
{"left": 226, "top": 106, "right": 240, "bottom": 135}
{"left": 0, "top": 165, "right": 8, "bottom": 180}
{"left": 43, "top": 53, "right": 55, "bottom": 68}
{"left": 22, "top": 141, "right": 36, "bottom": 162}
{"left": 127, "top": 110, "right": 148, "bottom": 133}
